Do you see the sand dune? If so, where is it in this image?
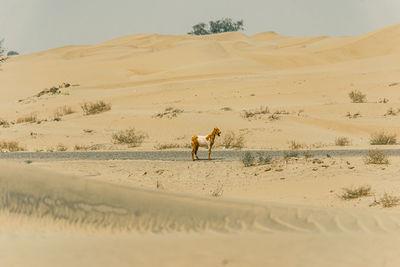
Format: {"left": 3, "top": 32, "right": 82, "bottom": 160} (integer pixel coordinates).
{"left": 2, "top": 161, "right": 400, "bottom": 267}
{"left": 2, "top": 161, "right": 400, "bottom": 234}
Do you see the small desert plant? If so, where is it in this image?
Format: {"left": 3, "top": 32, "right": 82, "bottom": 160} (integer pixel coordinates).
{"left": 268, "top": 112, "right": 280, "bottom": 121}
{"left": 16, "top": 113, "right": 37, "bottom": 124}
{"left": 210, "top": 184, "right": 224, "bottom": 197}
{"left": 289, "top": 140, "right": 305, "bottom": 150}
{"left": 348, "top": 90, "right": 367, "bottom": 103}
{"left": 364, "top": 150, "right": 389, "bottom": 165}
{"left": 81, "top": 101, "right": 111, "bottom": 115}
{"left": 112, "top": 128, "right": 147, "bottom": 147}
{"left": 56, "top": 144, "right": 68, "bottom": 152}
{"left": 346, "top": 112, "right": 361, "bottom": 119}
{"left": 242, "top": 151, "right": 255, "bottom": 167}
{"left": 370, "top": 132, "right": 397, "bottom": 145}
{"left": 0, "top": 141, "right": 24, "bottom": 152}
{"left": 221, "top": 107, "right": 232, "bottom": 111}
{"left": 221, "top": 130, "right": 245, "bottom": 149}
{"left": 154, "top": 143, "right": 181, "bottom": 150}
{"left": 335, "top": 137, "right": 350, "bottom": 146}
{"left": 74, "top": 144, "right": 103, "bottom": 151}
{"left": 0, "top": 118, "right": 9, "bottom": 128}
{"left": 384, "top": 108, "right": 397, "bottom": 116}
{"left": 154, "top": 107, "right": 183, "bottom": 119}
{"left": 379, "top": 193, "right": 400, "bottom": 208}
{"left": 241, "top": 106, "right": 269, "bottom": 120}
{"left": 54, "top": 105, "right": 74, "bottom": 118}
{"left": 340, "top": 185, "right": 372, "bottom": 200}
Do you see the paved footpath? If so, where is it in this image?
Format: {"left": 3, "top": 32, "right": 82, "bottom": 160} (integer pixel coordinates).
{"left": 0, "top": 149, "right": 399, "bottom": 162}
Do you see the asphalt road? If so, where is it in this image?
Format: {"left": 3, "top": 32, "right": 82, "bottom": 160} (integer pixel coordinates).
{"left": 0, "top": 149, "right": 399, "bottom": 162}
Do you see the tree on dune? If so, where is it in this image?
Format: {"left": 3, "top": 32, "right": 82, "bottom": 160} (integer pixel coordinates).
{"left": 0, "top": 39, "right": 6, "bottom": 64}
{"left": 188, "top": 18, "right": 244, "bottom": 35}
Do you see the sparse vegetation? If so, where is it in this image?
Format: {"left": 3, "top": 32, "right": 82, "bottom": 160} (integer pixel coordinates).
{"left": 268, "top": 112, "right": 280, "bottom": 121}
{"left": 0, "top": 118, "right": 9, "bottom": 128}
{"left": 241, "top": 106, "right": 269, "bottom": 120}
{"left": 36, "top": 82, "right": 71, "bottom": 97}
{"left": 74, "top": 144, "right": 103, "bottom": 151}
{"left": 16, "top": 113, "right": 37, "bottom": 124}
{"left": 54, "top": 105, "right": 75, "bottom": 118}
{"left": 340, "top": 185, "right": 372, "bottom": 200}
{"left": 154, "top": 107, "right": 184, "bottom": 119}
{"left": 154, "top": 143, "right": 182, "bottom": 150}
{"left": 0, "top": 141, "right": 24, "bottom": 152}
{"left": 210, "top": 184, "right": 224, "bottom": 197}
{"left": 335, "top": 137, "right": 350, "bottom": 146}
{"left": 384, "top": 108, "right": 399, "bottom": 116}
{"left": 221, "top": 107, "right": 232, "bottom": 111}
{"left": 289, "top": 140, "right": 306, "bottom": 150}
{"left": 81, "top": 101, "right": 111, "bottom": 115}
{"left": 112, "top": 128, "right": 147, "bottom": 147}
{"left": 379, "top": 193, "right": 400, "bottom": 208}
{"left": 220, "top": 130, "right": 245, "bottom": 149}
{"left": 364, "top": 150, "right": 389, "bottom": 165}
{"left": 346, "top": 112, "right": 361, "bottom": 119}
{"left": 370, "top": 132, "right": 397, "bottom": 145}
{"left": 242, "top": 151, "right": 255, "bottom": 167}
{"left": 56, "top": 144, "right": 68, "bottom": 152}
{"left": 348, "top": 90, "right": 367, "bottom": 103}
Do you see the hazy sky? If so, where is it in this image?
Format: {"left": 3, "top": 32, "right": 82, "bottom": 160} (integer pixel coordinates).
{"left": 1, "top": 0, "right": 400, "bottom": 54}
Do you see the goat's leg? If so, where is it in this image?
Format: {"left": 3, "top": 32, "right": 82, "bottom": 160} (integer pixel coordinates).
{"left": 195, "top": 146, "right": 199, "bottom": 160}
{"left": 191, "top": 146, "right": 195, "bottom": 161}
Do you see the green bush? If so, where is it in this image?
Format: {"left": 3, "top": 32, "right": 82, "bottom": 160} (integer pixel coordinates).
{"left": 188, "top": 18, "right": 244, "bottom": 35}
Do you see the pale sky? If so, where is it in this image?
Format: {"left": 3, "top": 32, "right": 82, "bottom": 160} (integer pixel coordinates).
{"left": 1, "top": 0, "right": 400, "bottom": 54}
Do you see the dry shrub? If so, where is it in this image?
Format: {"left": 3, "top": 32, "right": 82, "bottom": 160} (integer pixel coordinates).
{"left": 364, "top": 150, "right": 389, "bottom": 165}
{"left": 154, "top": 143, "right": 181, "bottom": 150}
{"left": 0, "top": 118, "right": 9, "bottom": 128}
{"left": 81, "top": 101, "right": 111, "bottom": 115}
{"left": 0, "top": 141, "right": 24, "bottom": 152}
{"left": 348, "top": 90, "right": 367, "bottom": 103}
{"left": 335, "top": 137, "right": 350, "bottom": 146}
{"left": 384, "top": 108, "right": 398, "bottom": 116}
{"left": 289, "top": 140, "right": 306, "bottom": 150}
{"left": 112, "top": 128, "right": 147, "bottom": 147}
{"left": 154, "top": 107, "right": 183, "bottom": 119}
{"left": 221, "top": 130, "right": 245, "bottom": 149}
{"left": 221, "top": 107, "right": 232, "bottom": 111}
{"left": 379, "top": 193, "right": 400, "bottom": 208}
{"left": 370, "top": 132, "right": 397, "bottom": 145}
{"left": 346, "top": 112, "right": 361, "bottom": 119}
{"left": 54, "top": 105, "right": 75, "bottom": 118}
{"left": 16, "top": 113, "right": 37, "bottom": 124}
{"left": 56, "top": 144, "right": 68, "bottom": 152}
{"left": 74, "top": 144, "right": 103, "bottom": 151}
{"left": 340, "top": 185, "right": 372, "bottom": 200}
{"left": 241, "top": 106, "right": 269, "bottom": 120}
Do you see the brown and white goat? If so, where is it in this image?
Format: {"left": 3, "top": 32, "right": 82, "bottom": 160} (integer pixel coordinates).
{"left": 191, "top": 128, "right": 221, "bottom": 161}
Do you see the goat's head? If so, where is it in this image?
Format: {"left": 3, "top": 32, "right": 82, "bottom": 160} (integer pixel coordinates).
{"left": 214, "top": 128, "right": 221, "bottom": 137}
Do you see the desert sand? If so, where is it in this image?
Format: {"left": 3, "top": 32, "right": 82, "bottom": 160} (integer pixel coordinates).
{"left": 1, "top": 24, "right": 400, "bottom": 266}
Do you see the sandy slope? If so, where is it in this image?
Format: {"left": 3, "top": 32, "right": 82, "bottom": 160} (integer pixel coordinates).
{"left": 0, "top": 24, "right": 400, "bottom": 151}
{"left": 1, "top": 161, "right": 400, "bottom": 267}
